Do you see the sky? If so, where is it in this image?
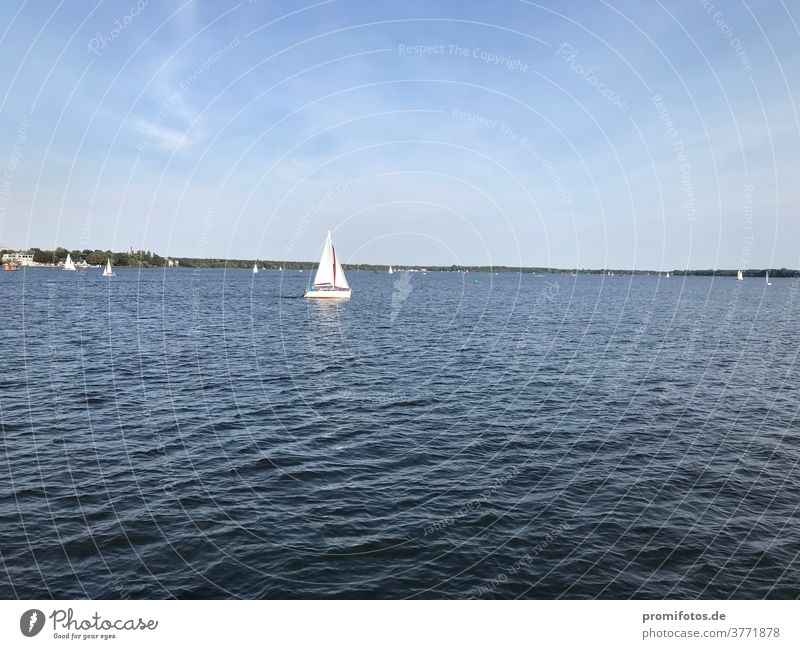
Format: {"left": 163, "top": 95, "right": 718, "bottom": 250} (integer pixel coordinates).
{"left": 0, "top": 0, "right": 798, "bottom": 270}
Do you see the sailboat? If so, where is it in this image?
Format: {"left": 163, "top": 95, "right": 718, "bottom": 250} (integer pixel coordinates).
{"left": 666, "top": 272, "right": 670, "bottom": 278}
{"left": 252, "top": 262, "right": 259, "bottom": 274}
{"left": 388, "top": 265, "right": 394, "bottom": 274}
{"left": 102, "top": 258, "right": 115, "bottom": 277}
{"left": 279, "top": 266, "right": 283, "bottom": 272}
{"left": 304, "top": 230, "right": 351, "bottom": 299}
{"left": 63, "top": 253, "right": 76, "bottom": 271}
{"left": 737, "top": 270, "right": 744, "bottom": 281}
{"left": 766, "top": 271, "right": 771, "bottom": 286}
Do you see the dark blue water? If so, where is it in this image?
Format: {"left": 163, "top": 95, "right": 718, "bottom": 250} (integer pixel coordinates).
{"left": 1, "top": 268, "right": 798, "bottom": 599}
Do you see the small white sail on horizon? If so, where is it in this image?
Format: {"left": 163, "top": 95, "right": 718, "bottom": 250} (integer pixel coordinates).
{"left": 102, "top": 258, "right": 115, "bottom": 277}
{"left": 766, "top": 271, "right": 771, "bottom": 286}
{"left": 253, "top": 262, "right": 259, "bottom": 274}
{"left": 63, "top": 253, "right": 76, "bottom": 271}
{"left": 304, "top": 230, "right": 351, "bottom": 299}
{"left": 388, "top": 265, "right": 394, "bottom": 274}
{"left": 737, "top": 270, "right": 744, "bottom": 281}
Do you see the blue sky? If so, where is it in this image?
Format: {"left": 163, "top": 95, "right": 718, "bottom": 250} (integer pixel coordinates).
{"left": 0, "top": 0, "right": 798, "bottom": 269}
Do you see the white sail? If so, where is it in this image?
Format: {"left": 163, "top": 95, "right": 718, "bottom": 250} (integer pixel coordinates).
{"left": 312, "top": 231, "right": 336, "bottom": 287}
{"left": 102, "top": 258, "right": 114, "bottom": 276}
{"left": 64, "top": 253, "right": 76, "bottom": 271}
{"left": 305, "top": 230, "right": 351, "bottom": 298}
{"left": 388, "top": 265, "right": 394, "bottom": 274}
{"left": 333, "top": 250, "right": 349, "bottom": 290}
{"left": 253, "top": 263, "right": 259, "bottom": 274}
{"left": 737, "top": 270, "right": 743, "bottom": 281}
{"left": 766, "top": 271, "right": 771, "bottom": 285}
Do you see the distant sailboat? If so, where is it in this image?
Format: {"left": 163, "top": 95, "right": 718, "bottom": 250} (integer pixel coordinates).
{"left": 737, "top": 270, "right": 744, "bottom": 281}
{"left": 279, "top": 266, "right": 283, "bottom": 271}
{"left": 63, "top": 253, "right": 76, "bottom": 271}
{"left": 304, "top": 230, "right": 351, "bottom": 299}
{"left": 666, "top": 272, "right": 670, "bottom": 278}
{"left": 766, "top": 271, "right": 771, "bottom": 286}
{"left": 253, "top": 263, "right": 259, "bottom": 274}
{"left": 388, "top": 265, "right": 394, "bottom": 274}
{"left": 102, "top": 258, "right": 115, "bottom": 277}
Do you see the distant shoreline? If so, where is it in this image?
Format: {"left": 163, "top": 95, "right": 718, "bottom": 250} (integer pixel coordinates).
{"left": 6, "top": 262, "right": 799, "bottom": 278}
{"left": 3, "top": 246, "right": 798, "bottom": 277}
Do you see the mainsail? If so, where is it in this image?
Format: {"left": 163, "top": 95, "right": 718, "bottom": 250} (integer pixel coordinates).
{"left": 313, "top": 231, "right": 349, "bottom": 289}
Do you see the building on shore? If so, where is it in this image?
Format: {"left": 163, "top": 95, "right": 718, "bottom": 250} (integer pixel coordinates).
{"left": 2, "top": 251, "right": 35, "bottom": 266}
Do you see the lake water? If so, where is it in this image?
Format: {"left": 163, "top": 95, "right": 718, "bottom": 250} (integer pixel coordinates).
{"left": 1, "top": 268, "right": 798, "bottom": 598}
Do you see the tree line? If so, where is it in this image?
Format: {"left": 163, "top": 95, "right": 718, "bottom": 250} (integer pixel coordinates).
{"left": 3, "top": 248, "right": 799, "bottom": 276}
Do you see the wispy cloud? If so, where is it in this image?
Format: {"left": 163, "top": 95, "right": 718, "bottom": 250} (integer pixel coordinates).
{"left": 133, "top": 118, "right": 192, "bottom": 152}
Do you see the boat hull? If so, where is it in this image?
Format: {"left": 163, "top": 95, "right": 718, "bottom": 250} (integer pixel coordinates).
{"left": 304, "top": 288, "right": 351, "bottom": 299}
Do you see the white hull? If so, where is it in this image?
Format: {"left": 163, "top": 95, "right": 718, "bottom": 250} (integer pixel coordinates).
{"left": 306, "top": 230, "right": 351, "bottom": 299}
{"left": 304, "top": 288, "right": 351, "bottom": 299}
